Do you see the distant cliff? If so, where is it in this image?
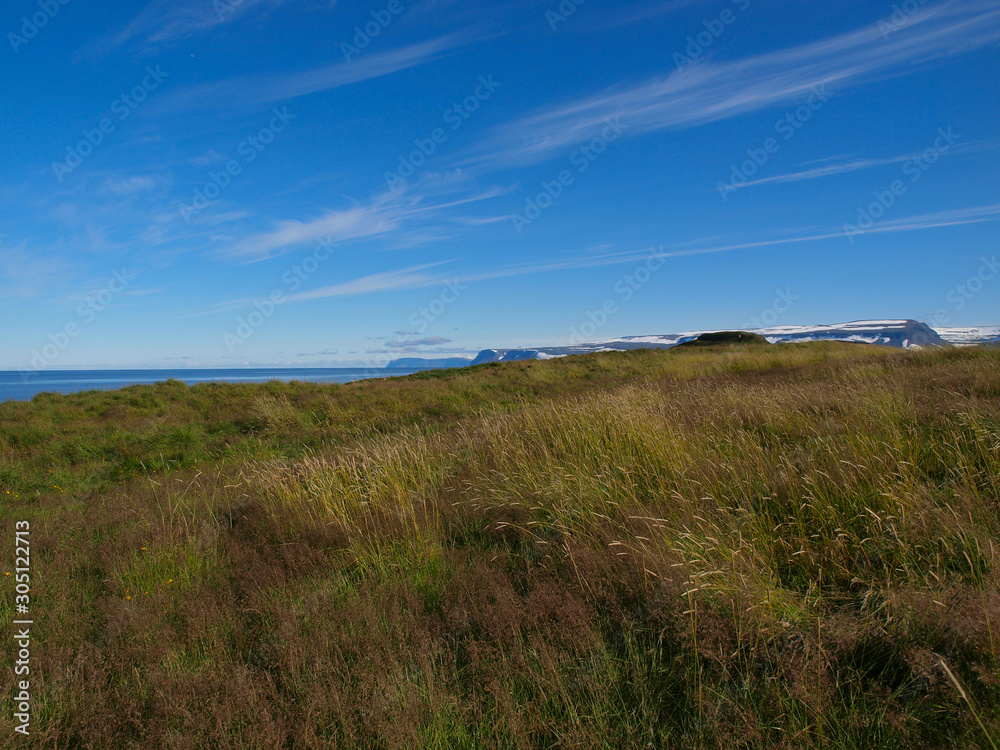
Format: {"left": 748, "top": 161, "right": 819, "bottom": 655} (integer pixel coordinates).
{"left": 385, "top": 357, "right": 473, "bottom": 369}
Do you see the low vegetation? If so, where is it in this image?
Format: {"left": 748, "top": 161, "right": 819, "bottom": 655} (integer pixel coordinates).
{"left": 676, "top": 331, "right": 770, "bottom": 347}
{"left": 1, "top": 342, "right": 998, "bottom": 748}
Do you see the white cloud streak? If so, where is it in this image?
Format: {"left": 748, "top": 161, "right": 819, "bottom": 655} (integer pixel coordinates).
{"left": 79, "top": 0, "right": 289, "bottom": 58}
{"left": 148, "top": 34, "right": 473, "bottom": 116}
{"left": 222, "top": 179, "right": 510, "bottom": 262}
{"left": 266, "top": 202, "right": 1000, "bottom": 304}
{"left": 733, "top": 140, "right": 999, "bottom": 190}
{"left": 736, "top": 156, "right": 917, "bottom": 189}
{"left": 283, "top": 261, "right": 452, "bottom": 302}
{"left": 461, "top": 0, "right": 1000, "bottom": 169}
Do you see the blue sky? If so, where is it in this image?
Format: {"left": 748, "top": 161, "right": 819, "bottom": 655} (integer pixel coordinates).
{"left": 1, "top": 0, "right": 998, "bottom": 368}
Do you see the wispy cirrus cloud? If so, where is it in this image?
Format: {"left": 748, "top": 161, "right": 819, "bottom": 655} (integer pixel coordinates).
{"left": 385, "top": 336, "right": 451, "bottom": 349}
{"left": 733, "top": 140, "right": 999, "bottom": 190}
{"left": 0, "top": 239, "right": 90, "bottom": 301}
{"left": 574, "top": 0, "right": 704, "bottom": 32}
{"left": 461, "top": 0, "right": 1000, "bottom": 169}
{"left": 100, "top": 176, "right": 159, "bottom": 195}
{"left": 79, "top": 0, "right": 291, "bottom": 58}
{"left": 221, "top": 176, "right": 511, "bottom": 262}
{"left": 283, "top": 261, "right": 454, "bottom": 302}
{"left": 649, "top": 203, "right": 1000, "bottom": 254}
{"left": 148, "top": 34, "right": 476, "bottom": 116}
{"left": 738, "top": 156, "right": 918, "bottom": 189}
{"left": 841, "top": 203, "right": 1000, "bottom": 236}
{"left": 258, "top": 201, "right": 1000, "bottom": 305}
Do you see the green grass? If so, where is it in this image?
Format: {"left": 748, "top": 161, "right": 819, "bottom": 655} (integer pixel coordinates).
{"left": 1, "top": 342, "right": 998, "bottom": 748}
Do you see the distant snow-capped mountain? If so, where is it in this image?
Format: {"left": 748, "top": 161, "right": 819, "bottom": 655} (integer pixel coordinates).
{"left": 932, "top": 326, "right": 1000, "bottom": 346}
{"left": 388, "top": 320, "right": 998, "bottom": 369}
{"left": 602, "top": 320, "right": 947, "bottom": 350}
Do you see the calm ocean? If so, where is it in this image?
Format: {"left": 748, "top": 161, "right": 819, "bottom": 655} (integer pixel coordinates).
{"left": 0, "top": 368, "right": 430, "bottom": 403}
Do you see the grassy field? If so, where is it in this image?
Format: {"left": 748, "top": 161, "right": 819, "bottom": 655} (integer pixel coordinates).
{"left": 1, "top": 342, "right": 998, "bottom": 748}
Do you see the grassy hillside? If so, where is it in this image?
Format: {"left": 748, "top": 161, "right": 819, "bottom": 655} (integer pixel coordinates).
{"left": 1, "top": 343, "right": 998, "bottom": 748}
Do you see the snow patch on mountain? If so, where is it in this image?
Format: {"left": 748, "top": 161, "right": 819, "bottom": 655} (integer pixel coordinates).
{"left": 933, "top": 326, "right": 1000, "bottom": 346}
{"left": 752, "top": 319, "right": 946, "bottom": 349}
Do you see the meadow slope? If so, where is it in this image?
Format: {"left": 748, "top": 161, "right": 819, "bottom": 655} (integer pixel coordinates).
{"left": 0, "top": 343, "right": 998, "bottom": 748}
